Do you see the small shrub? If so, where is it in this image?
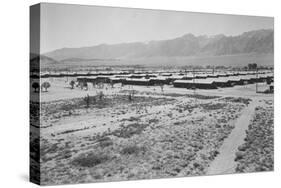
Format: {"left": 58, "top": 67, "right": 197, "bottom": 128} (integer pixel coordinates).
{"left": 112, "top": 123, "right": 148, "bottom": 138}
{"left": 128, "top": 93, "right": 132, "bottom": 101}
{"left": 98, "top": 91, "right": 104, "bottom": 100}
{"left": 148, "top": 118, "right": 159, "bottom": 124}
{"left": 235, "top": 151, "right": 244, "bottom": 161}
{"left": 84, "top": 94, "right": 91, "bottom": 108}
{"left": 222, "top": 97, "right": 252, "bottom": 105}
{"left": 238, "top": 144, "right": 248, "bottom": 152}
{"left": 121, "top": 145, "right": 146, "bottom": 155}
{"left": 127, "top": 116, "right": 140, "bottom": 122}
{"left": 72, "top": 153, "right": 110, "bottom": 168}
{"left": 201, "top": 103, "right": 227, "bottom": 111}
{"left": 98, "top": 137, "right": 113, "bottom": 148}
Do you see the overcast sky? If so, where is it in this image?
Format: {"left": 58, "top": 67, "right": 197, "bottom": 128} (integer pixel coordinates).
{"left": 40, "top": 3, "right": 273, "bottom": 53}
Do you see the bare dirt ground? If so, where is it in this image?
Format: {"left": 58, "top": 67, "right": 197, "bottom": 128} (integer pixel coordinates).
{"left": 30, "top": 78, "right": 273, "bottom": 185}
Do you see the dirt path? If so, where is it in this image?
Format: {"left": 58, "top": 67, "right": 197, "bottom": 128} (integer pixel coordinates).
{"left": 206, "top": 99, "right": 260, "bottom": 175}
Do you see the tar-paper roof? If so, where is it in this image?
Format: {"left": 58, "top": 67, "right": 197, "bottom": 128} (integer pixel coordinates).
{"left": 217, "top": 73, "right": 228, "bottom": 76}
{"left": 131, "top": 74, "right": 147, "bottom": 77}
{"left": 170, "top": 75, "right": 184, "bottom": 79}
{"left": 239, "top": 75, "right": 256, "bottom": 80}
{"left": 160, "top": 73, "right": 173, "bottom": 76}
{"left": 181, "top": 73, "right": 195, "bottom": 77}
{"left": 115, "top": 74, "right": 132, "bottom": 78}
{"left": 207, "top": 73, "right": 219, "bottom": 76}
{"left": 259, "top": 73, "right": 273, "bottom": 78}
{"left": 76, "top": 76, "right": 89, "bottom": 79}
{"left": 227, "top": 76, "right": 241, "bottom": 81}
{"left": 110, "top": 77, "right": 121, "bottom": 80}
{"left": 125, "top": 78, "right": 151, "bottom": 82}
{"left": 195, "top": 74, "right": 208, "bottom": 78}
{"left": 212, "top": 77, "right": 230, "bottom": 83}
{"left": 49, "top": 72, "right": 61, "bottom": 75}
{"left": 150, "top": 76, "right": 168, "bottom": 80}
{"left": 84, "top": 76, "right": 97, "bottom": 79}
{"left": 174, "top": 79, "right": 214, "bottom": 84}
{"left": 96, "top": 75, "right": 111, "bottom": 78}
{"left": 76, "top": 71, "right": 90, "bottom": 75}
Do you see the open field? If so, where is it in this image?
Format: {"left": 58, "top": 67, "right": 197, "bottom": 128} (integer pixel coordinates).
{"left": 30, "top": 76, "right": 273, "bottom": 185}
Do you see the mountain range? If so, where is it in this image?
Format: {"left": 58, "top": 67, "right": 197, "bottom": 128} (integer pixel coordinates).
{"left": 44, "top": 29, "right": 273, "bottom": 62}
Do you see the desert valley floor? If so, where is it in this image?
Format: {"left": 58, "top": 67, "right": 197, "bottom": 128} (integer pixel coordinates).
{"left": 30, "top": 79, "right": 273, "bottom": 185}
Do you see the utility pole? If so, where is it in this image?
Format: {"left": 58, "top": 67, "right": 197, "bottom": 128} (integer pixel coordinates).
{"left": 256, "top": 67, "right": 258, "bottom": 93}
{"left": 193, "top": 67, "right": 196, "bottom": 96}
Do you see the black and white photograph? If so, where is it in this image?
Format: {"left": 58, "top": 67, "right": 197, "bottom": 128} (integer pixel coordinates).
{"left": 29, "top": 2, "right": 274, "bottom": 186}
